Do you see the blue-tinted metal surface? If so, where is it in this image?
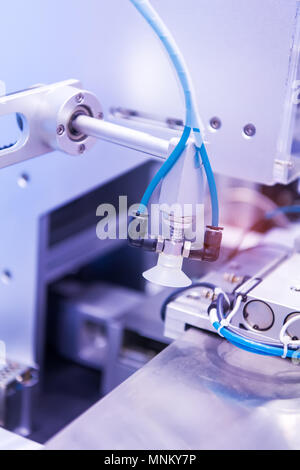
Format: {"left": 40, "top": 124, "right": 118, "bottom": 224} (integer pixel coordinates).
{"left": 47, "top": 329, "right": 300, "bottom": 450}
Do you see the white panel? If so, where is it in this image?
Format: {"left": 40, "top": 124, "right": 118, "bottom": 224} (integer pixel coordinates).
{"left": 114, "top": 0, "right": 300, "bottom": 184}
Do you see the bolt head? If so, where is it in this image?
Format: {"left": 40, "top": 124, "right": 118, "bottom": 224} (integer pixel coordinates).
{"left": 1, "top": 270, "right": 12, "bottom": 285}
{"left": 57, "top": 125, "right": 65, "bottom": 136}
{"left": 76, "top": 93, "right": 84, "bottom": 104}
{"left": 18, "top": 173, "right": 30, "bottom": 189}
{"left": 210, "top": 117, "right": 221, "bottom": 130}
{"left": 78, "top": 144, "right": 86, "bottom": 154}
{"left": 244, "top": 123, "right": 256, "bottom": 137}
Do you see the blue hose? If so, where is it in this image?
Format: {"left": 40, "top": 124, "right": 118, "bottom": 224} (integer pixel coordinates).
{"left": 129, "top": 0, "right": 195, "bottom": 127}
{"left": 266, "top": 205, "right": 300, "bottom": 219}
{"left": 195, "top": 133, "right": 219, "bottom": 227}
{"left": 138, "top": 126, "right": 191, "bottom": 213}
{"left": 212, "top": 321, "right": 300, "bottom": 359}
{"left": 213, "top": 294, "right": 300, "bottom": 360}
{"left": 130, "top": 0, "right": 219, "bottom": 227}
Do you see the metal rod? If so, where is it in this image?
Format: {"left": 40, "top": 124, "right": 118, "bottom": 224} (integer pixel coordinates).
{"left": 73, "top": 115, "right": 170, "bottom": 160}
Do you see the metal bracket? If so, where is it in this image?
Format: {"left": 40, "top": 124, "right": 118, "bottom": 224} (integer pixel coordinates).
{"left": 0, "top": 79, "right": 103, "bottom": 169}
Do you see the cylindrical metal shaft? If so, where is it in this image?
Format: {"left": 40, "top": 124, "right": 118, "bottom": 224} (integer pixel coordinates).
{"left": 73, "top": 115, "right": 169, "bottom": 160}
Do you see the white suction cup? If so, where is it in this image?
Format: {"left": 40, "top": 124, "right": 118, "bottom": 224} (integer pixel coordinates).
{"left": 143, "top": 253, "right": 192, "bottom": 288}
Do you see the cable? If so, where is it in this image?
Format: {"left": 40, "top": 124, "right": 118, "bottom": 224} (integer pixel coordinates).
{"left": 221, "top": 294, "right": 243, "bottom": 325}
{"left": 279, "top": 315, "right": 300, "bottom": 358}
{"left": 160, "top": 281, "right": 300, "bottom": 360}
{"left": 130, "top": 0, "right": 198, "bottom": 129}
{"left": 280, "top": 315, "right": 300, "bottom": 345}
{"left": 211, "top": 293, "right": 300, "bottom": 360}
{"left": 160, "top": 281, "right": 216, "bottom": 321}
{"left": 130, "top": 0, "right": 219, "bottom": 226}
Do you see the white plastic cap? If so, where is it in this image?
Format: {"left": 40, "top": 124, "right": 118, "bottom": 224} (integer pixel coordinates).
{"left": 143, "top": 253, "right": 192, "bottom": 288}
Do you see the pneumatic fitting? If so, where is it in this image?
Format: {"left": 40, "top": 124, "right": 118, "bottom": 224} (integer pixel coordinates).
{"left": 128, "top": 212, "right": 159, "bottom": 252}
{"left": 188, "top": 226, "right": 223, "bottom": 262}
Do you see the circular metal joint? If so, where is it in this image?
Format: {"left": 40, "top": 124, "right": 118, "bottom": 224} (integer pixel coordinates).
{"left": 68, "top": 105, "right": 92, "bottom": 143}
{"left": 243, "top": 300, "right": 274, "bottom": 331}
{"left": 53, "top": 86, "right": 103, "bottom": 156}
{"left": 210, "top": 117, "right": 222, "bottom": 130}
{"left": 243, "top": 123, "right": 256, "bottom": 138}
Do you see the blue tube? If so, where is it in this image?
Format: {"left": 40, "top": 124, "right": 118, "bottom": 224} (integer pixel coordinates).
{"left": 129, "top": 0, "right": 195, "bottom": 128}
{"left": 138, "top": 126, "right": 191, "bottom": 213}
{"left": 130, "top": 0, "right": 219, "bottom": 228}
{"left": 130, "top": 0, "right": 195, "bottom": 213}
{"left": 265, "top": 205, "right": 300, "bottom": 219}
{"left": 212, "top": 321, "right": 300, "bottom": 359}
{"left": 213, "top": 294, "right": 300, "bottom": 359}
{"left": 195, "top": 135, "right": 219, "bottom": 227}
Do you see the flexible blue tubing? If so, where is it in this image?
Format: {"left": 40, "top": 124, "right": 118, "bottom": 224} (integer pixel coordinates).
{"left": 129, "top": 0, "right": 196, "bottom": 128}
{"left": 138, "top": 126, "right": 191, "bottom": 213}
{"left": 265, "top": 205, "right": 300, "bottom": 219}
{"left": 213, "top": 294, "right": 300, "bottom": 359}
{"left": 130, "top": 0, "right": 219, "bottom": 226}
{"left": 195, "top": 133, "right": 219, "bottom": 227}
{"left": 212, "top": 321, "right": 300, "bottom": 359}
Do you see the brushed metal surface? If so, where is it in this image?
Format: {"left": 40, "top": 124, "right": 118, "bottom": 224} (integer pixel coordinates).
{"left": 47, "top": 329, "right": 300, "bottom": 450}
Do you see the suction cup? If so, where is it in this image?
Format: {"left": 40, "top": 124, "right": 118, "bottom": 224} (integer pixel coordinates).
{"left": 143, "top": 253, "right": 192, "bottom": 288}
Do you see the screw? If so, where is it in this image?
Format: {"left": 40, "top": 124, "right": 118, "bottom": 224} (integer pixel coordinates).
{"left": 18, "top": 173, "right": 30, "bottom": 189}
{"left": 210, "top": 117, "right": 222, "bottom": 130}
{"left": 79, "top": 144, "right": 86, "bottom": 154}
{"left": 57, "top": 125, "right": 65, "bottom": 136}
{"left": 1, "top": 270, "right": 12, "bottom": 285}
{"left": 76, "top": 93, "right": 84, "bottom": 104}
{"left": 244, "top": 123, "right": 256, "bottom": 137}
